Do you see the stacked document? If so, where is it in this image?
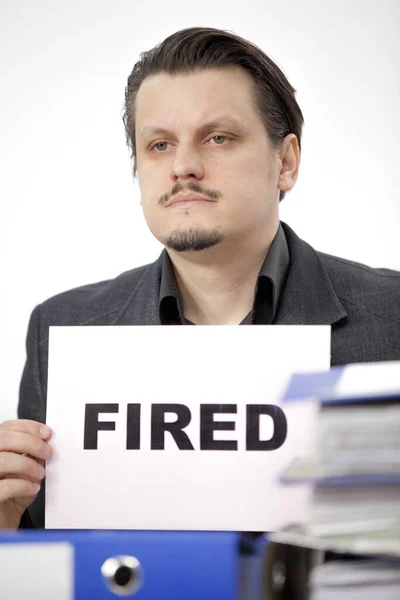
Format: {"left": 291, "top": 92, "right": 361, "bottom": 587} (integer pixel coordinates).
{"left": 309, "top": 559, "right": 400, "bottom": 600}
{"left": 269, "top": 361, "right": 400, "bottom": 596}
{"left": 305, "top": 398, "right": 400, "bottom": 555}
{"left": 317, "top": 402, "right": 400, "bottom": 477}
{"left": 271, "top": 360, "right": 400, "bottom": 556}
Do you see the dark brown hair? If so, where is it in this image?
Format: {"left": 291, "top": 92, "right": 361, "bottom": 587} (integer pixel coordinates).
{"left": 123, "top": 27, "right": 304, "bottom": 201}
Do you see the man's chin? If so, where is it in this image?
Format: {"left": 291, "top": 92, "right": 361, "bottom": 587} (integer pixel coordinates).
{"left": 163, "top": 228, "right": 224, "bottom": 252}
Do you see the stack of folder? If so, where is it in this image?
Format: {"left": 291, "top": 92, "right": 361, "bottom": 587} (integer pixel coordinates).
{"left": 270, "top": 361, "right": 400, "bottom": 597}
{"left": 308, "top": 558, "right": 400, "bottom": 600}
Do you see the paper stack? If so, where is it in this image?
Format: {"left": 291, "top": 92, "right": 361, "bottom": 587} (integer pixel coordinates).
{"left": 309, "top": 559, "right": 400, "bottom": 600}
{"left": 270, "top": 360, "right": 400, "bottom": 596}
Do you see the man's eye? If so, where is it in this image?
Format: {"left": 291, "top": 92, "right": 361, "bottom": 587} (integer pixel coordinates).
{"left": 209, "top": 135, "right": 228, "bottom": 145}
{"left": 150, "top": 136, "right": 229, "bottom": 151}
{"left": 152, "top": 141, "right": 169, "bottom": 152}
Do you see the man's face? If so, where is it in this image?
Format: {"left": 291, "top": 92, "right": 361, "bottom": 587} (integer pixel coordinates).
{"left": 135, "top": 67, "right": 281, "bottom": 253}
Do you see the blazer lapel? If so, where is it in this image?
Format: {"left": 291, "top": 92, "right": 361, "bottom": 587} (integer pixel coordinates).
{"left": 277, "top": 223, "right": 347, "bottom": 326}
{"left": 110, "top": 257, "right": 163, "bottom": 326}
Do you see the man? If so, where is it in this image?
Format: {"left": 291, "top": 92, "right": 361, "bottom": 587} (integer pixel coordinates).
{"left": 1, "top": 26, "right": 399, "bottom": 597}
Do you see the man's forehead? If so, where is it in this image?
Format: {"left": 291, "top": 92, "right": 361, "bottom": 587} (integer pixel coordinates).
{"left": 135, "top": 68, "right": 256, "bottom": 137}
{"left": 136, "top": 66, "right": 254, "bottom": 108}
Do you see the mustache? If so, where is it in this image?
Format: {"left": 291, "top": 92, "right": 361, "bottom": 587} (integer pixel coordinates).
{"left": 158, "top": 181, "right": 221, "bottom": 206}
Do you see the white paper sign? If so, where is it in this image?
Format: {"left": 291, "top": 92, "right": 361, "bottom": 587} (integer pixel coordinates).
{"left": 45, "top": 325, "right": 330, "bottom": 531}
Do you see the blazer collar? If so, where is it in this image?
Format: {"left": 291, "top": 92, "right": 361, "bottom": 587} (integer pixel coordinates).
{"left": 276, "top": 222, "right": 347, "bottom": 325}
{"left": 111, "top": 222, "right": 347, "bottom": 327}
{"left": 111, "top": 259, "right": 163, "bottom": 325}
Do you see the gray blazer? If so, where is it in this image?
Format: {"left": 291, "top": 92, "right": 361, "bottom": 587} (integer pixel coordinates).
{"left": 18, "top": 221, "right": 400, "bottom": 593}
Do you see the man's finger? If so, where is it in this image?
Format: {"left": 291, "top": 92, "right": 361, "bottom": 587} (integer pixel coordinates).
{"left": 0, "top": 420, "right": 52, "bottom": 440}
{"left": 0, "top": 431, "right": 52, "bottom": 461}
{"left": 0, "top": 452, "right": 46, "bottom": 483}
{"left": 0, "top": 478, "right": 41, "bottom": 503}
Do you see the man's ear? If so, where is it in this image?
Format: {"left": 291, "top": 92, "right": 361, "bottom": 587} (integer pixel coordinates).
{"left": 277, "top": 134, "right": 300, "bottom": 194}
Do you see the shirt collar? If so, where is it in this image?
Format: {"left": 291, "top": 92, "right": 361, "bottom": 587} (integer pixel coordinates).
{"left": 159, "top": 222, "right": 290, "bottom": 325}
{"left": 252, "top": 222, "right": 290, "bottom": 324}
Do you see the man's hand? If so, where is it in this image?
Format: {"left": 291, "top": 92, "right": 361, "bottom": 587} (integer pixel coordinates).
{"left": 0, "top": 420, "right": 52, "bottom": 529}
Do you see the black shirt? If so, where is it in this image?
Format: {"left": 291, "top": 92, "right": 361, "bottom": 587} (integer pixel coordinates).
{"left": 159, "top": 223, "right": 290, "bottom": 325}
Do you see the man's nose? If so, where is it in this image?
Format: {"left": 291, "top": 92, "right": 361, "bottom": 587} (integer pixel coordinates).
{"left": 170, "top": 144, "right": 204, "bottom": 181}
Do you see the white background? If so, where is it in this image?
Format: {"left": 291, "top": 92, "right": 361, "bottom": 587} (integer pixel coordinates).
{"left": 1, "top": 0, "right": 399, "bottom": 421}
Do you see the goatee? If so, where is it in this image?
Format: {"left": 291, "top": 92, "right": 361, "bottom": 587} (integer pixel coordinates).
{"left": 163, "top": 228, "right": 224, "bottom": 252}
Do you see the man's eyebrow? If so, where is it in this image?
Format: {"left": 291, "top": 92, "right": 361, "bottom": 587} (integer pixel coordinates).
{"left": 139, "top": 116, "right": 246, "bottom": 139}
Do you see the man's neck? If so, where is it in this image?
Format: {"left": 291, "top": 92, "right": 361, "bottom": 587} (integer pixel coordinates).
{"left": 167, "top": 225, "right": 279, "bottom": 325}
